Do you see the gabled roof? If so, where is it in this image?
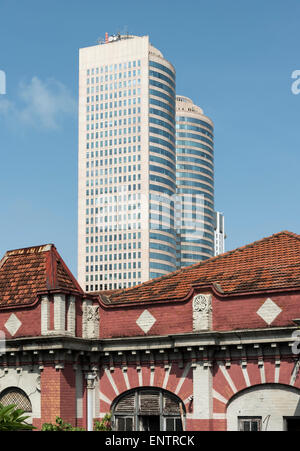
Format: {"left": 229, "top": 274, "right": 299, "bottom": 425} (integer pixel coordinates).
{"left": 0, "top": 244, "right": 83, "bottom": 307}
{"left": 96, "top": 231, "right": 300, "bottom": 305}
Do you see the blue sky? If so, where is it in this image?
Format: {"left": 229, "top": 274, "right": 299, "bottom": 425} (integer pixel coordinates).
{"left": 0, "top": 0, "right": 300, "bottom": 276}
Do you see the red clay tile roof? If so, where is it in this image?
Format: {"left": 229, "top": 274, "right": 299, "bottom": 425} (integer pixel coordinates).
{"left": 95, "top": 231, "right": 300, "bottom": 305}
{"left": 0, "top": 244, "right": 83, "bottom": 307}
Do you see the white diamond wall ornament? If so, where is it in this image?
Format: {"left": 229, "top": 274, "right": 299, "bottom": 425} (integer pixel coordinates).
{"left": 136, "top": 310, "right": 156, "bottom": 334}
{"left": 5, "top": 314, "right": 22, "bottom": 336}
{"left": 256, "top": 298, "right": 282, "bottom": 325}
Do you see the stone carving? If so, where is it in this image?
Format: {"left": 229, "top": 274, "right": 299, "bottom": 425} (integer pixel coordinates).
{"left": 193, "top": 294, "right": 212, "bottom": 313}
{"left": 87, "top": 306, "right": 100, "bottom": 323}
{"left": 84, "top": 305, "right": 99, "bottom": 338}
{"left": 192, "top": 294, "right": 212, "bottom": 331}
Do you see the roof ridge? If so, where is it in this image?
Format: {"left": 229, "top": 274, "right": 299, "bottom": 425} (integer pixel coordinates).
{"left": 52, "top": 247, "right": 84, "bottom": 294}
{"left": 180, "top": 230, "right": 300, "bottom": 272}
{"left": 5, "top": 244, "right": 54, "bottom": 255}
{"left": 105, "top": 230, "right": 299, "bottom": 298}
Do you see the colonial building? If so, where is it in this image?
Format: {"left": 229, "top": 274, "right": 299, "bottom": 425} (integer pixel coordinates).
{"left": 1, "top": 231, "right": 300, "bottom": 431}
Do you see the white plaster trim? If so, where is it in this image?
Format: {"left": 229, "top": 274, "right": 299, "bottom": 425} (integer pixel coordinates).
{"left": 54, "top": 294, "right": 66, "bottom": 332}
{"left": 99, "top": 391, "right": 112, "bottom": 405}
{"left": 150, "top": 368, "right": 155, "bottom": 387}
{"left": 259, "top": 361, "right": 266, "bottom": 384}
{"left": 217, "top": 362, "right": 237, "bottom": 394}
{"left": 162, "top": 364, "right": 172, "bottom": 389}
{"left": 41, "top": 296, "right": 50, "bottom": 335}
{"left": 67, "top": 296, "right": 76, "bottom": 336}
{"left": 175, "top": 363, "right": 191, "bottom": 395}
{"left": 241, "top": 366, "right": 251, "bottom": 387}
{"left": 275, "top": 364, "right": 280, "bottom": 383}
{"left": 104, "top": 368, "right": 119, "bottom": 396}
{"left": 212, "top": 389, "right": 228, "bottom": 405}
{"left": 213, "top": 413, "right": 226, "bottom": 420}
{"left": 123, "top": 370, "right": 130, "bottom": 390}
{"left": 138, "top": 369, "right": 143, "bottom": 387}
{"left": 290, "top": 360, "right": 300, "bottom": 386}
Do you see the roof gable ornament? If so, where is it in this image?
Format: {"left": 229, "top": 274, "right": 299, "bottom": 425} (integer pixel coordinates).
{"left": 192, "top": 294, "right": 212, "bottom": 332}
{"left": 83, "top": 300, "right": 100, "bottom": 338}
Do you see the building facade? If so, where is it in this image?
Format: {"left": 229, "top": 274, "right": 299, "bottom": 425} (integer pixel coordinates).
{"left": 78, "top": 34, "right": 177, "bottom": 292}
{"left": 78, "top": 34, "right": 222, "bottom": 291}
{"left": 1, "top": 231, "right": 300, "bottom": 431}
{"left": 175, "top": 95, "right": 215, "bottom": 267}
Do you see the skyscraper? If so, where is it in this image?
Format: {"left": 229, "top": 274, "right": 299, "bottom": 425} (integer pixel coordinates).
{"left": 175, "top": 96, "right": 215, "bottom": 267}
{"left": 78, "top": 34, "right": 177, "bottom": 292}
{"left": 78, "top": 34, "right": 221, "bottom": 292}
{"left": 214, "top": 211, "right": 225, "bottom": 256}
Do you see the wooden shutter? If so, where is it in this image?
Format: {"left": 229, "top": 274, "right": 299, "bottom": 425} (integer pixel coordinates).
{"left": 139, "top": 391, "right": 160, "bottom": 414}
{"left": 163, "top": 394, "right": 180, "bottom": 415}
{"left": 115, "top": 393, "right": 136, "bottom": 413}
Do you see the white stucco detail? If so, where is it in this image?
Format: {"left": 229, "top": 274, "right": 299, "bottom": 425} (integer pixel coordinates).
{"left": 82, "top": 300, "right": 99, "bottom": 339}
{"left": 54, "top": 294, "right": 66, "bottom": 333}
{"left": 136, "top": 310, "right": 156, "bottom": 334}
{"left": 192, "top": 294, "right": 212, "bottom": 331}
{"left": 192, "top": 362, "right": 213, "bottom": 419}
{"left": 256, "top": 298, "right": 282, "bottom": 325}
{"left": 5, "top": 314, "right": 22, "bottom": 337}
{"left": 67, "top": 295, "right": 76, "bottom": 336}
{"left": 41, "top": 295, "right": 50, "bottom": 335}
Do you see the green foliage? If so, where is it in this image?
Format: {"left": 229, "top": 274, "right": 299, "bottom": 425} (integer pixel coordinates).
{"left": 94, "top": 413, "right": 112, "bottom": 431}
{"left": 41, "top": 416, "right": 85, "bottom": 431}
{"left": 0, "top": 403, "right": 35, "bottom": 431}
{"left": 41, "top": 413, "right": 112, "bottom": 431}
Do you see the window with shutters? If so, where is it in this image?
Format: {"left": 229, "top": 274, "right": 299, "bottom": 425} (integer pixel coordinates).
{"left": 112, "top": 388, "right": 185, "bottom": 431}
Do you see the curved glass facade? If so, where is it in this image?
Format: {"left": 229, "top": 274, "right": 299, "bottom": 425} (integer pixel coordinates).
{"left": 175, "top": 96, "right": 215, "bottom": 267}
{"left": 149, "top": 58, "right": 177, "bottom": 279}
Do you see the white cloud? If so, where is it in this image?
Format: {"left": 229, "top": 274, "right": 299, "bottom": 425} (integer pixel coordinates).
{"left": 0, "top": 77, "right": 76, "bottom": 129}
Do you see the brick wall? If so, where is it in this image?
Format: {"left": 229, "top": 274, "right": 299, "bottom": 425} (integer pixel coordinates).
{"left": 40, "top": 364, "right": 76, "bottom": 427}
{"left": 213, "top": 291, "right": 300, "bottom": 331}
{"left": 0, "top": 305, "right": 41, "bottom": 338}
{"left": 99, "top": 301, "right": 192, "bottom": 338}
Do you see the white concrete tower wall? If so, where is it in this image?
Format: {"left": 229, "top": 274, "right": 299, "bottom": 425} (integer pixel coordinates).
{"left": 78, "top": 35, "right": 177, "bottom": 291}
{"left": 176, "top": 96, "right": 215, "bottom": 268}
{"left": 78, "top": 35, "right": 151, "bottom": 291}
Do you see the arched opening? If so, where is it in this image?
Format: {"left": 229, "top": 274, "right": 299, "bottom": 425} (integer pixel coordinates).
{"left": 112, "top": 387, "right": 185, "bottom": 431}
{"left": 0, "top": 387, "right": 32, "bottom": 413}
{"left": 226, "top": 384, "right": 300, "bottom": 431}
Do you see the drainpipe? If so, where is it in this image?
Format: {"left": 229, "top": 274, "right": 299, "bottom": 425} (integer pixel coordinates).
{"left": 86, "top": 373, "right": 96, "bottom": 431}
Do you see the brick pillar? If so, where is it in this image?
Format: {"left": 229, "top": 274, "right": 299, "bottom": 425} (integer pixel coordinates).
{"left": 40, "top": 364, "right": 76, "bottom": 428}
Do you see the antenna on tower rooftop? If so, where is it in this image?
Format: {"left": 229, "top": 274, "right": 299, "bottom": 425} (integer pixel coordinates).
{"left": 97, "top": 36, "right": 105, "bottom": 45}
{"left": 122, "top": 25, "right": 129, "bottom": 37}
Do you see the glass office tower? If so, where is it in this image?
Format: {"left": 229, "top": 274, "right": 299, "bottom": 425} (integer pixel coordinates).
{"left": 175, "top": 96, "right": 215, "bottom": 267}
{"left": 78, "top": 35, "right": 177, "bottom": 291}
{"left": 78, "top": 34, "right": 222, "bottom": 292}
